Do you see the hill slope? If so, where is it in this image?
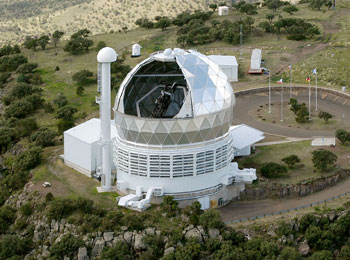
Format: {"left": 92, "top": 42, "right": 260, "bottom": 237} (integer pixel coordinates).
{"left": 0, "top": 0, "right": 206, "bottom": 44}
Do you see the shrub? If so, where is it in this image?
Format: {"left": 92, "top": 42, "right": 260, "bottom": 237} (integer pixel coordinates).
{"left": 16, "top": 63, "right": 38, "bottom": 74}
{"left": 283, "top": 5, "right": 299, "bottom": 14}
{"left": 0, "top": 235, "right": 32, "bottom": 259}
{"left": 53, "top": 93, "right": 68, "bottom": 108}
{"left": 335, "top": 129, "right": 350, "bottom": 145}
{"left": 14, "top": 117, "right": 38, "bottom": 138}
{"left": 260, "top": 162, "right": 288, "bottom": 178}
{"left": 56, "top": 105, "right": 77, "bottom": 121}
{"left": 199, "top": 209, "right": 224, "bottom": 230}
{"left": 72, "top": 70, "right": 95, "bottom": 86}
{"left": 161, "top": 196, "right": 179, "bottom": 217}
{"left": 318, "top": 111, "right": 333, "bottom": 123}
{"left": 97, "top": 241, "right": 132, "bottom": 260}
{"left": 4, "top": 99, "right": 34, "bottom": 118}
{"left": 95, "top": 41, "right": 107, "bottom": 51}
{"left": 0, "top": 127, "right": 14, "bottom": 154}
{"left": 0, "top": 206, "right": 16, "bottom": 234}
{"left": 0, "top": 55, "right": 28, "bottom": 72}
{"left": 20, "top": 202, "right": 33, "bottom": 216}
{"left": 13, "top": 146, "right": 42, "bottom": 172}
{"left": 312, "top": 149, "right": 337, "bottom": 172}
{"left": 50, "top": 233, "right": 85, "bottom": 259}
{"left": 281, "top": 154, "right": 301, "bottom": 168}
{"left": 31, "top": 128, "right": 56, "bottom": 147}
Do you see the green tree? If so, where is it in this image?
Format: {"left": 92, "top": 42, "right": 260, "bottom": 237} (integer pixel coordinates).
{"left": 50, "top": 233, "right": 85, "bottom": 259}
{"left": 199, "top": 209, "right": 224, "bottom": 230}
{"left": 0, "top": 127, "right": 13, "bottom": 153}
{"left": 23, "top": 36, "right": 38, "bottom": 51}
{"left": 14, "top": 146, "right": 42, "bottom": 171}
{"left": 0, "top": 235, "right": 32, "bottom": 259}
{"left": 16, "top": 63, "right": 38, "bottom": 74}
{"left": 312, "top": 149, "right": 337, "bottom": 172}
{"left": 64, "top": 29, "right": 93, "bottom": 55}
{"left": 31, "top": 128, "right": 56, "bottom": 147}
{"left": 209, "top": 3, "right": 218, "bottom": 11}
{"left": 72, "top": 70, "right": 95, "bottom": 86}
{"left": 295, "top": 104, "right": 309, "bottom": 123}
{"left": 53, "top": 93, "right": 68, "bottom": 108}
{"left": 318, "top": 111, "right": 333, "bottom": 123}
{"left": 95, "top": 41, "right": 107, "bottom": 51}
{"left": 52, "top": 30, "right": 64, "bottom": 48}
{"left": 4, "top": 99, "right": 34, "bottom": 118}
{"left": 305, "top": 225, "right": 322, "bottom": 248}
{"left": 283, "top": 5, "right": 299, "bottom": 14}
{"left": 38, "top": 35, "right": 50, "bottom": 50}
{"left": 156, "top": 17, "right": 172, "bottom": 31}
{"left": 310, "top": 250, "right": 333, "bottom": 260}
{"left": 281, "top": 154, "right": 301, "bottom": 168}
{"left": 0, "top": 206, "right": 16, "bottom": 234}
{"left": 266, "top": 0, "right": 282, "bottom": 11}
{"left": 309, "top": 0, "right": 327, "bottom": 10}
{"left": 97, "top": 241, "right": 132, "bottom": 260}
{"left": 161, "top": 196, "right": 179, "bottom": 217}
{"left": 56, "top": 105, "right": 77, "bottom": 121}
{"left": 335, "top": 129, "right": 350, "bottom": 145}
{"left": 266, "top": 13, "right": 275, "bottom": 23}
{"left": 239, "top": 3, "right": 258, "bottom": 15}
{"left": 260, "top": 162, "right": 288, "bottom": 178}
{"left": 338, "top": 246, "right": 350, "bottom": 260}
{"left": 279, "top": 246, "right": 300, "bottom": 260}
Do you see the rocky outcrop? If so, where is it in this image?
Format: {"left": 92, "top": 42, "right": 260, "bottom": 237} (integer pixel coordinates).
{"left": 240, "top": 169, "right": 350, "bottom": 200}
{"left": 298, "top": 240, "right": 310, "bottom": 256}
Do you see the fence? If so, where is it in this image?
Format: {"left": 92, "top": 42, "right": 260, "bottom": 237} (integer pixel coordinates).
{"left": 224, "top": 191, "right": 350, "bottom": 224}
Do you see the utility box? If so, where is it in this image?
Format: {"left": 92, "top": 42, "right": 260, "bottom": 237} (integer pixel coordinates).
{"left": 218, "top": 6, "right": 229, "bottom": 16}
{"left": 132, "top": 44, "right": 141, "bottom": 57}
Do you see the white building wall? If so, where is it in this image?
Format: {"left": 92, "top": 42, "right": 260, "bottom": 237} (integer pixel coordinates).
{"left": 218, "top": 6, "right": 229, "bottom": 16}
{"left": 221, "top": 65, "right": 238, "bottom": 82}
{"left": 64, "top": 133, "right": 92, "bottom": 176}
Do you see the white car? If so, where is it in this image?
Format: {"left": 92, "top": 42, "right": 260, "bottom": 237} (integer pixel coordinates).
{"left": 42, "top": 182, "right": 51, "bottom": 188}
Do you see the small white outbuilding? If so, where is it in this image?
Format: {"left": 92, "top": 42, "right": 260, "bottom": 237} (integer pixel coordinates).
{"left": 209, "top": 55, "right": 238, "bottom": 82}
{"left": 132, "top": 43, "right": 141, "bottom": 57}
{"left": 230, "top": 124, "right": 265, "bottom": 156}
{"left": 218, "top": 6, "right": 229, "bottom": 16}
{"left": 63, "top": 118, "right": 117, "bottom": 177}
{"left": 249, "top": 48, "right": 262, "bottom": 73}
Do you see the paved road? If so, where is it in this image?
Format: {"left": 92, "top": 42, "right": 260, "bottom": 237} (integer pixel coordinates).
{"left": 219, "top": 176, "right": 350, "bottom": 222}
{"left": 233, "top": 89, "right": 350, "bottom": 138}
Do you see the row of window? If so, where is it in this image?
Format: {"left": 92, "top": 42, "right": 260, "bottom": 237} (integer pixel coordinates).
{"left": 114, "top": 140, "right": 232, "bottom": 178}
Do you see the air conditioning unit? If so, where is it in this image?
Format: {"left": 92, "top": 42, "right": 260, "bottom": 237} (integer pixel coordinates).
{"left": 153, "top": 187, "right": 164, "bottom": 196}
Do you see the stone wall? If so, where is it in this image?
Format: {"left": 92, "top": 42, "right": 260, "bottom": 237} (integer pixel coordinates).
{"left": 239, "top": 169, "right": 350, "bottom": 200}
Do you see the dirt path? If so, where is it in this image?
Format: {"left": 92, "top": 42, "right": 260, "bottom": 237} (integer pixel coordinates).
{"left": 219, "top": 176, "right": 350, "bottom": 222}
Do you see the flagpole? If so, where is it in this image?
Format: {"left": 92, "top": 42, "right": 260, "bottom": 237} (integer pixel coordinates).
{"left": 315, "top": 70, "right": 318, "bottom": 111}
{"left": 281, "top": 84, "right": 283, "bottom": 122}
{"left": 308, "top": 75, "right": 311, "bottom": 119}
{"left": 289, "top": 66, "right": 292, "bottom": 99}
{"left": 268, "top": 69, "right": 271, "bottom": 113}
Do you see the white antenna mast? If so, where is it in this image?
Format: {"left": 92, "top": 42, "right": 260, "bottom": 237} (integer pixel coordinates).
{"left": 97, "top": 47, "right": 117, "bottom": 191}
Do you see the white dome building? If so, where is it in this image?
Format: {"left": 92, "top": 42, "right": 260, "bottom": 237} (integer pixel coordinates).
{"left": 113, "top": 48, "right": 259, "bottom": 210}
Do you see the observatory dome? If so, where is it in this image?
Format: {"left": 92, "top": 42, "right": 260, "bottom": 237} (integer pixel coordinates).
{"left": 114, "top": 48, "right": 235, "bottom": 146}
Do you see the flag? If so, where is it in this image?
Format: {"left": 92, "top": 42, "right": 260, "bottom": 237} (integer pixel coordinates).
{"left": 312, "top": 68, "right": 317, "bottom": 74}
{"left": 288, "top": 64, "right": 292, "bottom": 70}
{"left": 306, "top": 77, "right": 310, "bottom": 82}
{"left": 277, "top": 78, "right": 283, "bottom": 84}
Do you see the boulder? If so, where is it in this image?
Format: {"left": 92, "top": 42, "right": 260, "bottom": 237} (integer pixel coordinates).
{"left": 123, "top": 231, "right": 133, "bottom": 245}
{"left": 134, "top": 233, "right": 146, "bottom": 250}
{"left": 185, "top": 228, "right": 202, "bottom": 241}
{"left": 91, "top": 238, "right": 105, "bottom": 258}
{"left": 298, "top": 240, "right": 310, "bottom": 256}
{"left": 164, "top": 247, "right": 175, "bottom": 256}
{"left": 103, "top": 232, "right": 114, "bottom": 242}
{"left": 208, "top": 228, "right": 220, "bottom": 239}
{"left": 145, "top": 227, "right": 156, "bottom": 236}
{"left": 78, "top": 247, "right": 89, "bottom": 260}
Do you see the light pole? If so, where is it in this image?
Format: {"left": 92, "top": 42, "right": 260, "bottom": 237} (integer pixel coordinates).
{"left": 314, "top": 68, "right": 318, "bottom": 111}
{"left": 268, "top": 69, "right": 271, "bottom": 113}
{"left": 289, "top": 64, "right": 292, "bottom": 98}
{"left": 281, "top": 85, "right": 283, "bottom": 122}
{"left": 308, "top": 75, "right": 311, "bottom": 120}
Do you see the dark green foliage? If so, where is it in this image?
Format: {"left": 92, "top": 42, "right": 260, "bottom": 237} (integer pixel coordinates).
{"left": 38, "top": 35, "right": 50, "bottom": 50}
{"left": 265, "top": 0, "right": 283, "bottom": 11}
{"left": 235, "top": 2, "right": 258, "bottom": 15}
{"left": 4, "top": 99, "right": 34, "bottom": 118}
{"left": 155, "top": 17, "right": 172, "bottom": 31}
{"left": 318, "top": 111, "right": 333, "bottom": 123}
{"left": 209, "top": 3, "right": 217, "bottom": 11}
{"left": 56, "top": 105, "right": 77, "bottom": 121}
{"left": 0, "top": 127, "right": 14, "bottom": 153}
{"left": 283, "top": 5, "right": 299, "bottom": 14}
{"left": 175, "top": 239, "right": 201, "bottom": 260}
{"left": 53, "top": 93, "right": 68, "bottom": 108}
{"left": 101, "top": 210, "right": 124, "bottom": 231}
{"left": 46, "top": 192, "right": 54, "bottom": 202}
{"left": 16, "top": 63, "right": 38, "bottom": 74}
{"left": 52, "top": 31, "right": 64, "bottom": 48}
{"left": 0, "top": 206, "right": 16, "bottom": 234}
{"left": 13, "top": 117, "right": 38, "bottom": 139}
{"left": 161, "top": 196, "right": 179, "bottom": 217}
{"left": 310, "top": 250, "right": 333, "bottom": 260}
{"left": 289, "top": 98, "right": 310, "bottom": 123}
{"left": 50, "top": 233, "right": 85, "bottom": 259}
{"left": 47, "top": 197, "right": 94, "bottom": 220}
{"left": 184, "top": 201, "right": 202, "bottom": 226}
{"left": 123, "top": 212, "right": 145, "bottom": 231}
{"left": 278, "top": 246, "right": 300, "bottom": 259}
{"left": 0, "top": 44, "right": 21, "bottom": 57}
{"left": 199, "top": 209, "right": 224, "bottom": 230}
{"left": 57, "top": 118, "right": 75, "bottom": 135}
{"left": 259, "top": 21, "right": 275, "bottom": 33}
{"left": 20, "top": 202, "right": 33, "bottom": 216}
{"left": 339, "top": 246, "right": 350, "bottom": 260}
{"left": 23, "top": 36, "right": 38, "bottom": 51}
{"left": 336, "top": 129, "right": 350, "bottom": 145}
{"left": 72, "top": 69, "right": 95, "bottom": 86}
{"left": 312, "top": 149, "right": 337, "bottom": 172}
{"left": 97, "top": 241, "right": 133, "bottom": 260}
{"left": 0, "top": 72, "right": 11, "bottom": 87}
{"left": 95, "top": 41, "right": 107, "bottom": 51}
{"left": 8, "top": 82, "right": 33, "bottom": 100}
{"left": 64, "top": 29, "right": 93, "bottom": 55}
{"left": 0, "top": 235, "right": 32, "bottom": 259}
{"left": 111, "top": 61, "right": 132, "bottom": 89}
{"left": 305, "top": 225, "right": 322, "bottom": 248}
{"left": 13, "top": 146, "right": 42, "bottom": 171}
{"left": 309, "top": 0, "right": 328, "bottom": 10}
{"left": 299, "top": 213, "right": 318, "bottom": 232}
{"left": 135, "top": 18, "right": 154, "bottom": 29}
{"left": 142, "top": 235, "right": 165, "bottom": 260}
{"left": 260, "top": 162, "right": 288, "bottom": 178}
{"left": 281, "top": 154, "right": 301, "bottom": 168}
{"left": 0, "top": 55, "right": 28, "bottom": 72}
{"left": 31, "top": 128, "right": 56, "bottom": 147}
